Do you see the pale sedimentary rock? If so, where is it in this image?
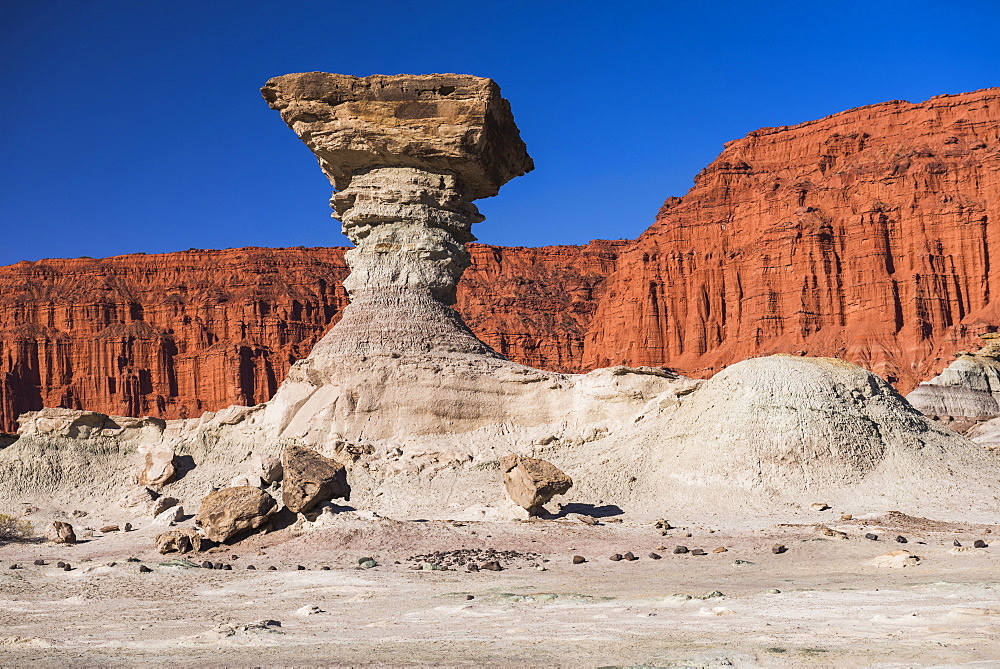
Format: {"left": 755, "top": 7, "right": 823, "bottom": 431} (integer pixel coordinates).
{"left": 138, "top": 442, "right": 176, "bottom": 487}
{"left": 499, "top": 455, "right": 573, "bottom": 516}
{"left": 907, "top": 334, "right": 1000, "bottom": 433}
{"left": 194, "top": 487, "right": 276, "bottom": 543}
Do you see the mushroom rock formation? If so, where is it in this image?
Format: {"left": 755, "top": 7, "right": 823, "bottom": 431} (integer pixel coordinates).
{"left": 256, "top": 73, "right": 687, "bottom": 440}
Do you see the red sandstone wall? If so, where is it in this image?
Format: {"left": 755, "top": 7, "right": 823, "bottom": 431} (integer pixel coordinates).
{"left": 584, "top": 87, "right": 1000, "bottom": 391}
{"left": 0, "top": 243, "right": 622, "bottom": 433}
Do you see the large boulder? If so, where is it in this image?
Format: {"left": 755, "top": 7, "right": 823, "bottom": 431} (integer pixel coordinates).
{"left": 154, "top": 528, "right": 205, "bottom": 554}
{"left": 281, "top": 445, "right": 350, "bottom": 514}
{"left": 194, "top": 487, "right": 277, "bottom": 543}
{"left": 46, "top": 520, "right": 77, "bottom": 544}
{"left": 138, "top": 442, "right": 176, "bottom": 487}
{"left": 499, "top": 455, "right": 573, "bottom": 516}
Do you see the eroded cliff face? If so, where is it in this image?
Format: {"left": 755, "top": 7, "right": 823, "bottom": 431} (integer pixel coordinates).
{"left": 3, "top": 87, "right": 999, "bottom": 432}
{"left": 584, "top": 87, "right": 1000, "bottom": 390}
{"left": 0, "top": 243, "right": 620, "bottom": 433}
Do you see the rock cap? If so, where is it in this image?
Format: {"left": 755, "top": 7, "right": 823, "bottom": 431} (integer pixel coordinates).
{"left": 261, "top": 72, "right": 534, "bottom": 199}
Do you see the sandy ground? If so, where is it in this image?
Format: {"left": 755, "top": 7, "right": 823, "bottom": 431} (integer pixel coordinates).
{"left": 1, "top": 511, "right": 999, "bottom": 667}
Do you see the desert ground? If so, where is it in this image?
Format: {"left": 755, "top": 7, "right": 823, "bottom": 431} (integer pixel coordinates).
{"left": 2, "top": 508, "right": 998, "bottom": 667}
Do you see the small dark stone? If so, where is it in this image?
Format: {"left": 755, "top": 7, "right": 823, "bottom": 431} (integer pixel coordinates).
{"left": 623, "top": 552, "right": 637, "bottom": 561}
{"left": 63, "top": 564, "right": 72, "bottom": 571}
{"left": 222, "top": 564, "right": 232, "bottom": 571}
{"left": 690, "top": 549, "right": 707, "bottom": 556}
{"left": 126, "top": 557, "right": 140, "bottom": 562}
{"left": 954, "top": 540, "right": 962, "bottom": 547}
{"left": 481, "top": 561, "right": 502, "bottom": 571}
{"left": 466, "top": 594, "right": 474, "bottom": 600}
{"left": 297, "top": 565, "right": 306, "bottom": 570}
{"left": 57, "top": 561, "right": 66, "bottom": 568}
{"left": 8, "top": 564, "right": 18, "bottom": 569}
{"left": 33, "top": 559, "right": 46, "bottom": 566}
{"left": 771, "top": 544, "right": 787, "bottom": 554}
{"left": 864, "top": 533, "right": 878, "bottom": 541}
{"left": 609, "top": 553, "right": 622, "bottom": 561}
{"left": 138, "top": 565, "right": 152, "bottom": 573}
{"left": 896, "top": 536, "right": 907, "bottom": 544}
{"left": 648, "top": 552, "right": 662, "bottom": 560}
{"left": 107, "top": 562, "right": 116, "bottom": 567}
{"left": 213, "top": 562, "right": 224, "bottom": 570}
{"left": 572, "top": 555, "right": 586, "bottom": 564}
{"left": 974, "top": 539, "right": 988, "bottom": 548}
{"left": 673, "top": 546, "right": 689, "bottom": 554}
{"left": 202, "top": 561, "right": 213, "bottom": 569}
{"left": 466, "top": 563, "right": 479, "bottom": 572}
{"left": 321, "top": 566, "right": 331, "bottom": 570}
{"left": 268, "top": 566, "right": 277, "bottom": 571}
{"left": 124, "top": 523, "right": 133, "bottom": 532}
{"left": 247, "top": 565, "right": 256, "bottom": 570}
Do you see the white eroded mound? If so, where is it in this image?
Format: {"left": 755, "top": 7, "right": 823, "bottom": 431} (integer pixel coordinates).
{"left": 3, "top": 355, "right": 997, "bottom": 524}
{"left": 579, "top": 355, "right": 1000, "bottom": 519}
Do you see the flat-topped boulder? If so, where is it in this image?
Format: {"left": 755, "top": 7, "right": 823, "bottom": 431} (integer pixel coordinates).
{"left": 261, "top": 72, "right": 533, "bottom": 199}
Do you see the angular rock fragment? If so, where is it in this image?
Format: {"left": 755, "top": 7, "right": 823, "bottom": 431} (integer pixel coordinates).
{"left": 138, "top": 442, "right": 176, "bottom": 487}
{"left": 871, "top": 550, "right": 921, "bottom": 568}
{"left": 155, "top": 528, "right": 205, "bottom": 554}
{"left": 251, "top": 454, "right": 283, "bottom": 483}
{"left": 281, "top": 445, "right": 350, "bottom": 514}
{"left": 46, "top": 521, "right": 76, "bottom": 544}
{"left": 498, "top": 454, "right": 572, "bottom": 516}
{"left": 194, "top": 487, "right": 277, "bottom": 543}
{"left": 673, "top": 546, "right": 689, "bottom": 554}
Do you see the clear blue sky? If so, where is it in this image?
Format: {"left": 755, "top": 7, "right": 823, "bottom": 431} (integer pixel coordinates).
{"left": 1, "top": 1, "right": 997, "bottom": 266}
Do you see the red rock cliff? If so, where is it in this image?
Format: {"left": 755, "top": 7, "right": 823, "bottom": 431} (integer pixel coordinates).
{"left": 3, "top": 87, "right": 999, "bottom": 431}
{"left": 0, "top": 243, "right": 621, "bottom": 433}
{"left": 584, "top": 87, "right": 1000, "bottom": 390}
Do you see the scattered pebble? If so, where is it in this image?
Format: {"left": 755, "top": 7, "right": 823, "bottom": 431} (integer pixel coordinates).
{"left": 811, "top": 503, "right": 830, "bottom": 511}
{"left": 954, "top": 540, "right": 962, "bottom": 547}
{"left": 648, "top": 552, "right": 661, "bottom": 560}
{"left": 690, "top": 549, "right": 707, "bottom": 556}
{"left": 321, "top": 566, "right": 331, "bottom": 570}
{"left": 841, "top": 514, "right": 853, "bottom": 520}
{"left": 268, "top": 566, "right": 277, "bottom": 571}
{"left": 623, "top": 552, "right": 637, "bottom": 561}
{"left": 138, "top": 565, "right": 152, "bottom": 573}
{"left": 974, "top": 540, "right": 988, "bottom": 548}
{"left": 222, "top": 564, "right": 232, "bottom": 571}
{"left": 57, "top": 561, "right": 66, "bottom": 568}
{"left": 466, "top": 563, "right": 479, "bottom": 572}
{"left": 247, "top": 565, "right": 256, "bottom": 570}
{"left": 767, "top": 588, "right": 781, "bottom": 594}
{"left": 732, "top": 559, "right": 755, "bottom": 566}
{"left": 712, "top": 547, "right": 728, "bottom": 553}
{"left": 297, "top": 565, "right": 305, "bottom": 570}
{"left": 214, "top": 562, "right": 224, "bottom": 570}
{"left": 466, "top": 594, "right": 474, "bottom": 600}
{"left": 8, "top": 564, "right": 18, "bottom": 570}
{"left": 772, "top": 545, "right": 787, "bottom": 554}
{"left": 201, "top": 561, "right": 213, "bottom": 570}
{"left": 572, "top": 555, "right": 586, "bottom": 564}
{"left": 673, "top": 546, "right": 689, "bottom": 554}
{"left": 123, "top": 523, "right": 133, "bottom": 532}
{"left": 62, "top": 564, "right": 72, "bottom": 571}
{"left": 99, "top": 525, "right": 119, "bottom": 533}
{"left": 610, "top": 554, "right": 622, "bottom": 561}
{"left": 481, "top": 561, "right": 502, "bottom": 571}
{"left": 896, "top": 536, "right": 908, "bottom": 544}
{"left": 33, "top": 559, "right": 46, "bottom": 566}
{"left": 864, "top": 533, "right": 879, "bottom": 541}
